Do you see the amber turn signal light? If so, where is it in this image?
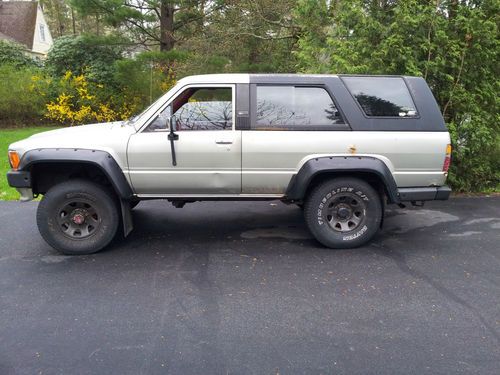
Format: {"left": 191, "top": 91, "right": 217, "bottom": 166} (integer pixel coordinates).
{"left": 8, "top": 150, "right": 20, "bottom": 170}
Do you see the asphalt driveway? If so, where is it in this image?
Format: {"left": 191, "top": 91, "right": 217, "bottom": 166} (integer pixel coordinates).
{"left": 0, "top": 197, "right": 499, "bottom": 374}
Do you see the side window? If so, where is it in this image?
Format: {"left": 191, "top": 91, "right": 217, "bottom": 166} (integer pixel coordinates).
{"left": 174, "top": 87, "right": 232, "bottom": 131}
{"left": 342, "top": 77, "right": 418, "bottom": 117}
{"left": 145, "top": 87, "right": 232, "bottom": 132}
{"left": 255, "top": 86, "right": 344, "bottom": 129}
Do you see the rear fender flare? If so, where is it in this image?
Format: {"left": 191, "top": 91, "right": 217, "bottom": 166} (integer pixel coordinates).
{"left": 285, "top": 156, "right": 400, "bottom": 203}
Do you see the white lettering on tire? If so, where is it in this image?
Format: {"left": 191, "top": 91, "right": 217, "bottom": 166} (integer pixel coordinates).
{"left": 343, "top": 225, "right": 368, "bottom": 241}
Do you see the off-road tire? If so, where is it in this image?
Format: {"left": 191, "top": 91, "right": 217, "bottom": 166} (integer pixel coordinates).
{"left": 304, "top": 178, "right": 382, "bottom": 248}
{"left": 37, "top": 179, "right": 119, "bottom": 255}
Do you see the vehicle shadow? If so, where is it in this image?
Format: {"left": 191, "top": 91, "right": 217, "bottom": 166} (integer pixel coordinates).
{"left": 103, "top": 200, "right": 462, "bottom": 258}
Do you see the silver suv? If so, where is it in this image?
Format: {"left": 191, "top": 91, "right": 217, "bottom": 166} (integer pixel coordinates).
{"left": 7, "top": 74, "right": 452, "bottom": 254}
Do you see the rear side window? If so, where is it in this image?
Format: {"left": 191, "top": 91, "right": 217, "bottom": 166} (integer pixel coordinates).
{"left": 255, "top": 86, "right": 344, "bottom": 129}
{"left": 342, "top": 77, "right": 418, "bottom": 117}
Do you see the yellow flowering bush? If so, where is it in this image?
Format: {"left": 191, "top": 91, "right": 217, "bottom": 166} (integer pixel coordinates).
{"left": 44, "top": 71, "right": 135, "bottom": 125}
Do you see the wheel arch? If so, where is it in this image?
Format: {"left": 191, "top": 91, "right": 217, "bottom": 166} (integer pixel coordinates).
{"left": 19, "top": 149, "right": 135, "bottom": 237}
{"left": 19, "top": 149, "right": 134, "bottom": 199}
{"left": 285, "top": 156, "right": 400, "bottom": 204}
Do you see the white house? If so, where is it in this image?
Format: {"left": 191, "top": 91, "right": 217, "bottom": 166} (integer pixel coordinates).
{"left": 0, "top": 0, "right": 53, "bottom": 58}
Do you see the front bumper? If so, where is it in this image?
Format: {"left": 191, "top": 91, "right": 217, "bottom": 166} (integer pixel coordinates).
{"left": 6, "top": 170, "right": 34, "bottom": 201}
{"left": 7, "top": 170, "right": 31, "bottom": 188}
{"left": 397, "top": 186, "right": 451, "bottom": 202}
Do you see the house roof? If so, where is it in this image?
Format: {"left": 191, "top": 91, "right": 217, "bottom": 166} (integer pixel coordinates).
{"left": 0, "top": 1, "right": 38, "bottom": 49}
{"left": 0, "top": 30, "right": 15, "bottom": 42}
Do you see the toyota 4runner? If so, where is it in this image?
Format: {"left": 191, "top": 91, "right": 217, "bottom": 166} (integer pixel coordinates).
{"left": 7, "top": 74, "right": 452, "bottom": 255}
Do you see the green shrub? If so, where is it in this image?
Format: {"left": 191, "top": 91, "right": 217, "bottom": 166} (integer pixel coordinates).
{"left": 45, "top": 35, "right": 125, "bottom": 86}
{"left": 113, "top": 50, "right": 184, "bottom": 115}
{"left": 448, "top": 114, "right": 500, "bottom": 192}
{"left": 0, "top": 40, "right": 40, "bottom": 68}
{"left": 0, "top": 65, "right": 46, "bottom": 126}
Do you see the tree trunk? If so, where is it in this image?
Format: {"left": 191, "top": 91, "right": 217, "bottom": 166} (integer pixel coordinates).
{"left": 160, "top": 1, "right": 175, "bottom": 51}
{"left": 71, "top": 8, "right": 76, "bottom": 35}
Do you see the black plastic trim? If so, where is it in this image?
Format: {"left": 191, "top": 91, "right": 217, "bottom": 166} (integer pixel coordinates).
{"left": 15, "top": 149, "right": 134, "bottom": 199}
{"left": 6, "top": 170, "right": 31, "bottom": 188}
{"left": 398, "top": 186, "right": 451, "bottom": 201}
{"left": 435, "top": 186, "right": 452, "bottom": 200}
{"left": 285, "top": 156, "right": 399, "bottom": 203}
{"left": 236, "top": 83, "right": 250, "bottom": 130}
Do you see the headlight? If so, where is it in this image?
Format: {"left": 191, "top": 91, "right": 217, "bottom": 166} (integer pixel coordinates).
{"left": 8, "top": 150, "right": 20, "bottom": 170}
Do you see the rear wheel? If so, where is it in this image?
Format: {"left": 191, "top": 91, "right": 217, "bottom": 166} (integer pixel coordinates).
{"left": 37, "top": 179, "right": 119, "bottom": 255}
{"left": 304, "top": 178, "right": 382, "bottom": 248}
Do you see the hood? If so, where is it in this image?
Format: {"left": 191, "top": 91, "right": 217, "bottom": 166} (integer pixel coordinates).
{"left": 27, "top": 121, "right": 124, "bottom": 140}
{"left": 8, "top": 121, "right": 136, "bottom": 163}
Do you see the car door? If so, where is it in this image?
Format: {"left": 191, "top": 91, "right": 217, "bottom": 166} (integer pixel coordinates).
{"left": 127, "top": 84, "right": 242, "bottom": 195}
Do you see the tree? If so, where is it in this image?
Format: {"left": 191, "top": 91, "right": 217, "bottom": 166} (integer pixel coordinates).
{"left": 69, "top": 0, "right": 224, "bottom": 51}
{"left": 179, "top": 0, "right": 299, "bottom": 73}
{"left": 40, "top": 0, "right": 73, "bottom": 36}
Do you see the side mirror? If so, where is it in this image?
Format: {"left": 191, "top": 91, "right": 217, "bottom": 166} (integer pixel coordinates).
{"left": 169, "top": 115, "right": 177, "bottom": 132}
{"left": 167, "top": 114, "right": 179, "bottom": 167}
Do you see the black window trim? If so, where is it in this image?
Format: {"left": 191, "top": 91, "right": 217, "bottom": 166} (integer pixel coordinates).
{"left": 250, "top": 83, "right": 351, "bottom": 131}
{"left": 339, "top": 75, "right": 421, "bottom": 120}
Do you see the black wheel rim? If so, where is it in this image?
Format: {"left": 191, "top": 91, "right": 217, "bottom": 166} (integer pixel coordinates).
{"left": 324, "top": 193, "right": 366, "bottom": 232}
{"left": 57, "top": 200, "right": 101, "bottom": 239}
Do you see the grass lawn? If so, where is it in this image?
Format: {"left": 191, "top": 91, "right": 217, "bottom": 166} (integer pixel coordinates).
{"left": 1, "top": 127, "right": 58, "bottom": 200}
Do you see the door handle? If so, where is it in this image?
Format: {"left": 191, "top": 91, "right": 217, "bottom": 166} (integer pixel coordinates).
{"left": 215, "top": 141, "right": 233, "bottom": 145}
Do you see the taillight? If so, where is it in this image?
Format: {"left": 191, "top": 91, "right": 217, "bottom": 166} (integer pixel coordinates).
{"left": 443, "top": 144, "right": 452, "bottom": 173}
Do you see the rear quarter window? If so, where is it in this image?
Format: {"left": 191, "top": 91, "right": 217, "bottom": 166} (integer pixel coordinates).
{"left": 342, "top": 77, "right": 418, "bottom": 118}
{"left": 255, "top": 86, "right": 345, "bottom": 130}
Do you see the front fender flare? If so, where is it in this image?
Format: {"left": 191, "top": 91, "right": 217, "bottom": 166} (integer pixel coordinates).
{"left": 18, "top": 148, "right": 134, "bottom": 199}
{"left": 16, "top": 148, "right": 135, "bottom": 236}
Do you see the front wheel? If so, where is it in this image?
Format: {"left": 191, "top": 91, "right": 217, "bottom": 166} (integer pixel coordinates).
{"left": 304, "top": 178, "right": 382, "bottom": 248}
{"left": 36, "top": 179, "right": 119, "bottom": 255}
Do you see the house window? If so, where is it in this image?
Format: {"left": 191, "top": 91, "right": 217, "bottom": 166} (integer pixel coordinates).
{"left": 39, "top": 24, "right": 46, "bottom": 42}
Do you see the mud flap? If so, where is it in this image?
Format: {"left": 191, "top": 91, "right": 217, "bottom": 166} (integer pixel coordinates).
{"left": 120, "top": 200, "right": 134, "bottom": 237}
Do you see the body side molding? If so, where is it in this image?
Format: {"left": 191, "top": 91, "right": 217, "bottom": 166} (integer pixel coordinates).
{"left": 285, "top": 156, "right": 400, "bottom": 203}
